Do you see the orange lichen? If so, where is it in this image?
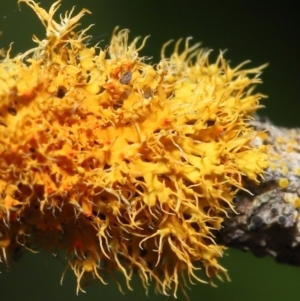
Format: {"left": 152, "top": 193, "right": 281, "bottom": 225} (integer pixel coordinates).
{"left": 0, "top": 0, "right": 268, "bottom": 297}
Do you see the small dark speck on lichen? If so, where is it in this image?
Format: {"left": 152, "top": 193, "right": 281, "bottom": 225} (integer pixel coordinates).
{"left": 271, "top": 207, "right": 278, "bottom": 215}
{"left": 278, "top": 215, "right": 287, "bottom": 225}
{"left": 120, "top": 71, "right": 132, "bottom": 85}
{"left": 7, "top": 107, "right": 17, "bottom": 116}
{"left": 250, "top": 215, "right": 263, "bottom": 229}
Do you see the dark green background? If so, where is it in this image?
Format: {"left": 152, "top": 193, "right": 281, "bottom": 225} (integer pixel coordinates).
{"left": 0, "top": 1, "right": 299, "bottom": 300}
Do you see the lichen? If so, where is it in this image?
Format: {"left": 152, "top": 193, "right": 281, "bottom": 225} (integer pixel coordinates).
{"left": 0, "top": 0, "right": 268, "bottom": 297}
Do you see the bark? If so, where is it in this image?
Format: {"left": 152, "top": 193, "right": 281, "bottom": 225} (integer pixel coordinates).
{"left": 216, "top": 117, "right": 300, "bottom": 265}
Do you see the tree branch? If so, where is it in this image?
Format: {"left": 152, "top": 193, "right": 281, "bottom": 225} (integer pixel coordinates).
{"left": 217, "top": 117, "right": 300, "bottom": 265}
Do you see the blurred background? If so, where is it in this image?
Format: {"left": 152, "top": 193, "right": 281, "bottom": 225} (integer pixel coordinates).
{"left": 0, "top": 1, "right": 299, "bottom": 300}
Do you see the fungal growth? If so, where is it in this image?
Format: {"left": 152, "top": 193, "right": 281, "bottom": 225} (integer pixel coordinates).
{"left": 0, "top": 0, "right": 268, "bottom": 297}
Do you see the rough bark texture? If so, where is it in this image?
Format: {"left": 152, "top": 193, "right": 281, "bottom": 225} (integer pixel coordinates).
{"left": 217, "top": 117, "right": 300, "bottom": 265}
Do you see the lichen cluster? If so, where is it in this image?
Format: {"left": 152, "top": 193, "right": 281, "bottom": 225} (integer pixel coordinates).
{"left": 0, "top": 0, "right": 268, "bottom": 296}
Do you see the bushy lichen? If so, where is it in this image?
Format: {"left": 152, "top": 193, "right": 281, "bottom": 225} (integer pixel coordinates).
{"left": 0, "top": 0, "right": 268, "bottom": 297}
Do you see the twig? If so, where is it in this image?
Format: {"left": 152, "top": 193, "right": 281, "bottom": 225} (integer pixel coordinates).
{"left": 217, "top": 117, "right": 300, "bottom": 265}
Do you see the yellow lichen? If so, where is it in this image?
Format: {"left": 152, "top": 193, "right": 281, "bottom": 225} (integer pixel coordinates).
{"left": 294, "top": 167, "right": 300, "bottom": 176}
{"left": 0, "top": 0, "right": 268, "bottom": 297}
{"left": 279, "top": 178, "right": 289, "bottom": 189}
